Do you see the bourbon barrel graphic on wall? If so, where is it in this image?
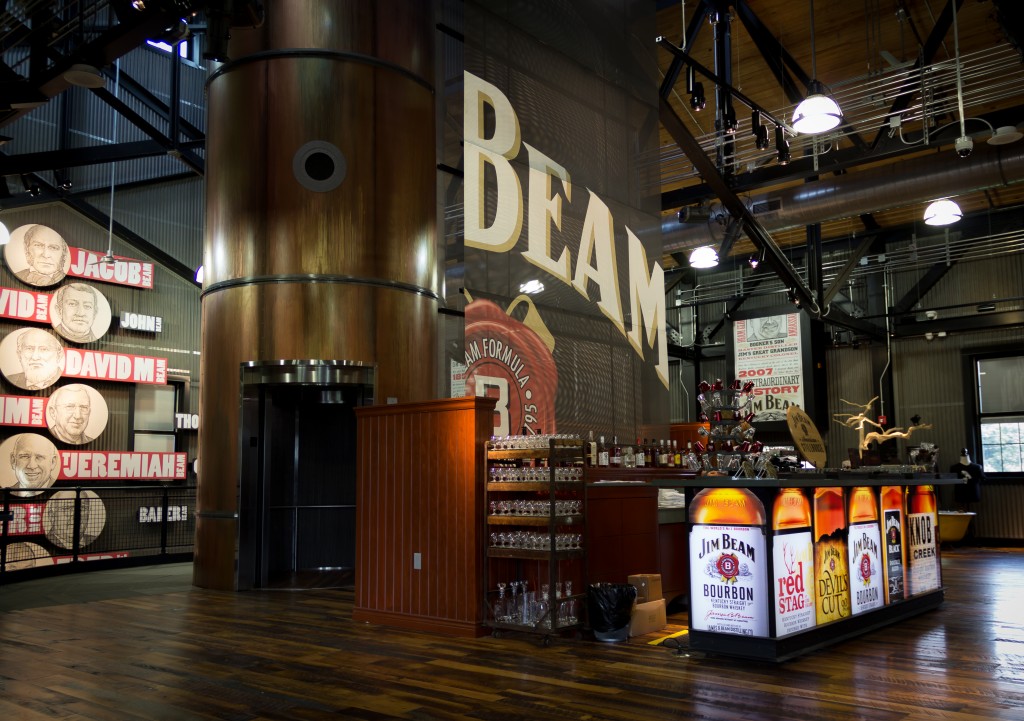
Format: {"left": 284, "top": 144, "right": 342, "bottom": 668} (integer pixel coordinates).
{"left": 464, "top": 296, "right": 557, "bottom": 437}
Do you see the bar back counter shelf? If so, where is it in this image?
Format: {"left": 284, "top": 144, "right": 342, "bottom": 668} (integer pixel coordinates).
{"left": 685, "top": 471, "right": 960, "bottom": 662}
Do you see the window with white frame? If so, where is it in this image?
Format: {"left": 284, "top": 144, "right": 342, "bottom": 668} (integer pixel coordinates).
{"left": 976, "top": 355, "right": 1024, "bottom": 472}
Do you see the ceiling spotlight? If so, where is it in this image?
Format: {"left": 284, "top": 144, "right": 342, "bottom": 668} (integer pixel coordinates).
{"left": 688, "top": 246, "right": 719, "bottom": 269}
{"left": 775, "top": 126, "right": 790, "bottom": 165}
{"left": 690, "top": 86, "right": 707, "bottom": 112}
{"left": 791, "top": 0, "right": 843, "bottom": 135}
{"left": 194, "top": 265, "right": 204, "bottom": 284}
{"left": 923, "top": 199, "right": 962, "bottom": 226}
{"left": 752, "top": 111, "right": 770, "bottom": 150}
{"left": 748, "top": 256, "right": 760, "bottom": 269}
{"left": 686, "top": 66, "right": 706, "bottom": 112}
{"left": 721, "top": 104, "right": 738, "bottom": 134}
{"left": 988, "top": 126, "right": 1023, "bottom": 146}
{"left": 0, "top": 221, "right": 9, "bottom": 246}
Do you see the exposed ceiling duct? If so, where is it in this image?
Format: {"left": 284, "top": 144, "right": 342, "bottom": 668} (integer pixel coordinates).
{"left": 663, "top": 142, "right": 1024, "bottom": 254}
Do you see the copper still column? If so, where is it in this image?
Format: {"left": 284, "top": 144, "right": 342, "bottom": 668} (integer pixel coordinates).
{"left": 196, "top": 1, "right": 437, "bottom": 589}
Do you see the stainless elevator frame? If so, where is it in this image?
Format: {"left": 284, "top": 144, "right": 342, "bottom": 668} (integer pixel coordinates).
{"left": 236, "top": 360, "right": 375, "bottom": 590}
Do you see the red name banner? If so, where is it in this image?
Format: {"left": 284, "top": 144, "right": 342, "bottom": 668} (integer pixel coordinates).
{"left": 0, "top": 286, "right": 51, "bottom": 323}
{"left": 0, "top": 503, "right": 45, "bottom": 535}
{"left": 0, "top": 394, "right": 47, "bottom": 427}
{"left": 67, "top": 248, "right": 154, "bottom": 289}
{"left": 59, "top": 451, "right": 188, "bottom": 480}
{"left": 62, "top": 348, "right": 167, "bottom": 384}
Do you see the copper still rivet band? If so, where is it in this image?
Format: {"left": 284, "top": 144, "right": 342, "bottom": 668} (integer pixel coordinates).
{"left": 206, "top": 48, "right": 435, "bottom": 93}
{"left": 201, "top": 274, "right": 443, "bottom": 302}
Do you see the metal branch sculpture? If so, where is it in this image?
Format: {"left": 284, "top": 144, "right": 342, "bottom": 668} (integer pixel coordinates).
{"left": 832, "top": 397, "right": 933, "bottom": 455}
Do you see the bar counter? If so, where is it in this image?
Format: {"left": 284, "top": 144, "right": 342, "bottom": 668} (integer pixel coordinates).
{"left": 585, "top": 467, "right": 962, "bottom": 661}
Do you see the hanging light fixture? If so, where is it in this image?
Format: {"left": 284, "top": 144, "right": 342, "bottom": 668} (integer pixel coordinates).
{"left": 792, "top": 0, "right": 842, "bottom": 134}
{"left": 923, "top": 199, "right": 962, "bottom": 226}
{"left": 686, "top": 65, "right": 706, "bottom": 112}
{"left": 775, "top": 125, "right": 791, "bottom": 165}
{"left": 752, "top": 110, "right": 770, "bottom": 150}
{"left": 688, "top": 246, "right": 719, "bottom": 269}
{"left": 0, "top": 219, "right": 9, "bottom": 245}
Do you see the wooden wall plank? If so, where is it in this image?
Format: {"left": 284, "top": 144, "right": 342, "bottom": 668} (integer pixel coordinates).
{"left": 354, "top": 397, "right": 494, "bottom": 637}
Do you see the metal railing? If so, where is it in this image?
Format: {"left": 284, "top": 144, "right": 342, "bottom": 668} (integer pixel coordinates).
{"left": 0, "top": 485, "right": 195, "bottom": 579}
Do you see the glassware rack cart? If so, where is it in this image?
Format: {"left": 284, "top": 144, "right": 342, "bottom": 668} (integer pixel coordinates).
{"left": 483, "top": 435, "right": 586, "bottom": 644}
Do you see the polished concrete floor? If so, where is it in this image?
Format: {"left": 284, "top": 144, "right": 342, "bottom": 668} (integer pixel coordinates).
{"left": 0, "top": 562, "right": 194, "bottom": 611}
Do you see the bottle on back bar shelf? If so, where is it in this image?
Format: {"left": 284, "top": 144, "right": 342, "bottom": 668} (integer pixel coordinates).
{"left": 813, "top": 487, "right": 850, "bottom": 624}
{"left": 660, "top": 439, "right": 669, "bottom": 467}
{"left": 880, "top": 485, "right": 906, "bottom": 604}
{"left": 847, "top": 487, "right": 884, "bottom": 614}
{"left": 636, "top": 438, "right": 646, "bottom": 468}
{"left": 623, "top": 440, "right": 636, "bottom": 469}
{"left": 772, "top": 488, "right": 816, "bottom": 635}
{"left": 667, "top": 439, "right": 676, "bottom": 468}
{"left": 597, "top": 436, "right": 609, "bottom": 467}
{"left": 587, "top": 430, "right": 597, "bottom": 467}
{"left": 610, "top": 436, "right": 622, "bottom": 467}
{"left": 673, "top": 440, "right": 682, "bottom": 468}
{"left": 689, "top": 486, "right": 768, "bottom": 637}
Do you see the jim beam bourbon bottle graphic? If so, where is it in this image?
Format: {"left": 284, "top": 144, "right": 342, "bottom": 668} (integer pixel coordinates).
{"left": 813, "top": 486, "right": 850, "bottom": 624}
{"left": 772, "top": 488, "right": 816, "bottom": 635}
{"left": 880, "top": 485, "right": 907, "bottom": 603}
{"left": 906, "top": 484, "right": 941, "bottom": 595}
{"left": 847, "top": 487, "right": 884, "bottom": 614}
{"left": 689, "top": 487, "right": 768, "bottom": 637}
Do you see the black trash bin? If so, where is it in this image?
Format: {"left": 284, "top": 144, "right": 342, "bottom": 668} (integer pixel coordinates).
{"left": 587, "top": 582, "right": 637, "bottom": 642}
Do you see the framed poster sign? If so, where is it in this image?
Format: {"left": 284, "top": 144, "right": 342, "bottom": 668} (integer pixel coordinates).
{"left": 728, "top": 307, "right": 816, "bottom": 434}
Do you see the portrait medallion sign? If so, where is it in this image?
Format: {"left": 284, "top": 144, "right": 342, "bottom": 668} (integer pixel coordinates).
{"left": 4, "top": 224, "right": 72, "bottom": 287}
{"left": 45, "top": 383, "right": 108, "bottom": 445}
{"left": 0, "top": 432, "right": 60, "bottom": 497}
{"left": 49, "top": 283, "right": 112, "bottom": 343}
{"left": 0, "top": 327, "right": 65, "bottom": 390}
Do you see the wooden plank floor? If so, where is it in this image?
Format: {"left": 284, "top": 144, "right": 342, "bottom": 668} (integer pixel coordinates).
{"left": 1, "top": 547, "right": 1023, "bottom": 720}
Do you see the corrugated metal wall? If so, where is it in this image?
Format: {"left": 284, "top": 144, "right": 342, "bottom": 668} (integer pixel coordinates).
{"left": 81, "top": 177, "right": 205, "bottom": 270}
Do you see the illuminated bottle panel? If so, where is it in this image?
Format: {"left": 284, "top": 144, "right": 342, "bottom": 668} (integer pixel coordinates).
{"left": 689, "top": 487, "right": 768, "bottom": 637}
{"left": 771, "top": 488, "right": 816, "bottom": 636}
{"left": 906, "top": 485, "right": 941, "bottom": 595}
{"left": 847, "top": 487, "right": 884, "bottom": 614}
{"left": 813, "top": 486, "right": 850, "bottom": 624}
{"left": 880, "top": 485, "right": 906, "bottom": 603}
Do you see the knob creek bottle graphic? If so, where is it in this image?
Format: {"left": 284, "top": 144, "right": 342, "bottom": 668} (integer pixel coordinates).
{"left": 847, "top": 486, "right": 883, "bottom": 614}
{"left": 880, "top": 485, "right": 906, "bottom": 603}
{"left": 689, "top": 487, "right": 768, "bottom": 637}
{"left": 772, "top": 487, "right": 816, "bottom": 635}
{"left": 813, "top": 486, "right": 850, "bottom": 624}
{"left": 906, "top": 485, "right": 941, "bottom": 595}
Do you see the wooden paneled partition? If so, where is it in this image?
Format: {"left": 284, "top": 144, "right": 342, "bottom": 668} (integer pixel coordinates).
{"left": 354, "top": 397, "right": 495, "bottom": 637}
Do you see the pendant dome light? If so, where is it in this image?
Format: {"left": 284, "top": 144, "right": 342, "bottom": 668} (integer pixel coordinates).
{"left": 792, "top": 0, "right": 842, "bottom": 134}
{"left": 688, "top": 245, "right": 719, "bottom": 269}
{"left": 923, "top": 199, "right": 962, "bottom": 226}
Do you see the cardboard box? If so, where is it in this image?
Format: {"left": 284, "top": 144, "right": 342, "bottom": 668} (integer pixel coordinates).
{"left": 628, "top": 573, "right": 663, "bottom": 603}
{"left": 629, "top": 598, "right": 667, "bottom": 637}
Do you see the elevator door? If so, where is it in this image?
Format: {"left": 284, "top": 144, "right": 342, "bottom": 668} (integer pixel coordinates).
{"left": 258, "top": 384, "right": 362, "bottom": 589}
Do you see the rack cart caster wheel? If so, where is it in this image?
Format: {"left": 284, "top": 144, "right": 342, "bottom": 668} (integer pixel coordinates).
{"left": 492, "top": 630, "right": 502, "bottom": 638}
{"left": 542, "top": 635, "right": 552, "bottom": 647}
